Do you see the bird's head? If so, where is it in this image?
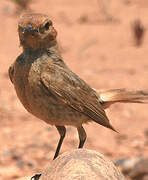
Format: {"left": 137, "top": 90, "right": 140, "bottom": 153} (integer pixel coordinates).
{"left": 18, "top": 13, "right": 57, "bottom": 50}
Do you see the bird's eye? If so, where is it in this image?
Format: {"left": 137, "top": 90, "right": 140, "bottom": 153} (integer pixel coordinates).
{"left": 44, "top": 21, "right": 52, "bottom": 30}
{"left": 44, "top": 22, "right": 50, "bottom": 30}
{"left": 39, "top": 21, "right": 52, "bottom": 33}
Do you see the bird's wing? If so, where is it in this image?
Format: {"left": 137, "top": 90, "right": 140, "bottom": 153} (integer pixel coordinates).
{"left": 40, "top": 62, "right": 116, "bottom": 131}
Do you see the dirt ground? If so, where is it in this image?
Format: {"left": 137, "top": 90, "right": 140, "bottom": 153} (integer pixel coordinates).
{"left": 0, "top": 0, "right": 148, "bottom": 179}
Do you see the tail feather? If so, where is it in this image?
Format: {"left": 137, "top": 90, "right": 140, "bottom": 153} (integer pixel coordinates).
{"left": 95, "top": 88, "right": 148, "bottom": 109}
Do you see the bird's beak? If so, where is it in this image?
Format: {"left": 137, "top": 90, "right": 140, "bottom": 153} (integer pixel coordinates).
{"left": 22, "top": 25, "right": 38, "bottom": 34}
{"left": 22, "top": 25, "right": 33, "bottom": 33}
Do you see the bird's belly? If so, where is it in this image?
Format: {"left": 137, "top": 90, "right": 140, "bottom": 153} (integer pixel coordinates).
{"left": 14, "top": 76, "right": 90, "bottom": 127}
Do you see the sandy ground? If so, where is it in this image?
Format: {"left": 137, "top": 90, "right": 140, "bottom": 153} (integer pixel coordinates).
{"left": 0, "top": 0, "right": 148, "bottom": 179}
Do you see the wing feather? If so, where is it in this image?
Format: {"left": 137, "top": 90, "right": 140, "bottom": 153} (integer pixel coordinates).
{"left": 41, "top": 62, "right": 116, "bottom": 131}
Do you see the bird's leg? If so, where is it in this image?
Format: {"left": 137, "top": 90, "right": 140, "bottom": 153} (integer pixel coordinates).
{"left": 77, "top": 126, "right": 87, "bottom": 148}
{"left": 53, "top": 125, "right": 66, "bottom": 160}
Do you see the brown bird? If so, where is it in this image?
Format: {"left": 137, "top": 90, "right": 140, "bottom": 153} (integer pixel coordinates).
{"left": 9, "top": 13, "right": 148, "bottom": 160}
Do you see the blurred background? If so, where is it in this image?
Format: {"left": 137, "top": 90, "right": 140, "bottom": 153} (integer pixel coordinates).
{"left": 0, "top": 0, "right": 148, "bottom": 179}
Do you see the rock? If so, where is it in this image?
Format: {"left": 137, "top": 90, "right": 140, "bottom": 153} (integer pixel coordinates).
{"left": 116, "top": 157, "right": 148, "bottom": 180}
{"left": 39, "top": 149, "right": 125, "bottom": 180}
{"left": 115, "top": 157, "right": 141, "bottom": 174}
{"left": 0, "top": 166, "right": 21, "bottom": 179}
{"left": 129, "top": 158, "right": 148, "bottom": 180}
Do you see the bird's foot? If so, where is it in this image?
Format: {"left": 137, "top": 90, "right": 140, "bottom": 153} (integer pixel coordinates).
{"left": 30, "top": 174, "right": 41, "bottom": 180}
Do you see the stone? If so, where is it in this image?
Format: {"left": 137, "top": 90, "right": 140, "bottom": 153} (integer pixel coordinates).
{"left": 39, "top": 149, "right": 125, "bottom": 180}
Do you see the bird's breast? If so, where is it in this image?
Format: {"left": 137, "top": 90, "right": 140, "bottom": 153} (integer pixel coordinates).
{"left": 13, "top": 57, "right": 47, "bottom": 117}
{"left": 12, "top": 55, "right": 91, "bottom": 126}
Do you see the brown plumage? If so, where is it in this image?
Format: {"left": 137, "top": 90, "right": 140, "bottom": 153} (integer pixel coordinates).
{"left": 9, "top": 13, "right": 148, "bottom": 161}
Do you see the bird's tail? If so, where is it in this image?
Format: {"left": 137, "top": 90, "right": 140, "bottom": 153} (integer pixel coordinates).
{"left": 95, "top": 88, "right": 148, "bottom": 109}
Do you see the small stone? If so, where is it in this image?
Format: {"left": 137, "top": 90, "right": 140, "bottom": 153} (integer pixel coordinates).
{"left": 115, "top": 157, "right": 141, "bottom": 174}
{"left": 0, "top": 166, "right": 20, "bottom": 178}
{"left": 129, "top": 158, "right": 148, "bottom": 179}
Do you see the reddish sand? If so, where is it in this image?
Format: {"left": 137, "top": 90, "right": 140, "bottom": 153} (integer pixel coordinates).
{"left": 0, "top": 0, "right": 148, "bottom": 179}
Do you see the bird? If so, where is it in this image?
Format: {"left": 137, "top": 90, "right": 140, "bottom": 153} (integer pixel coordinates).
{"left": 9, "top": 13, "right": 148, "bottom": 161}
